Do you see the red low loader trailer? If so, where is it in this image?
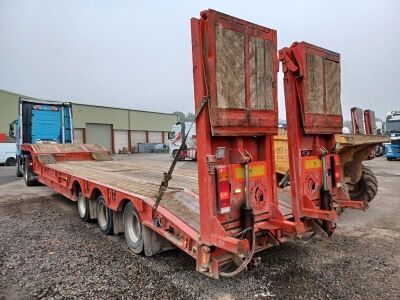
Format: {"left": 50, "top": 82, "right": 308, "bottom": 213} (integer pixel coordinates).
{"left": 20, "top": 10, "right": 365, "bottom": 278}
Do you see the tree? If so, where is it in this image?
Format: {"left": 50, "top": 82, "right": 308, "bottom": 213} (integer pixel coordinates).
{"left": 185, "top": 112, "right": 195, "bottom": 122}
{"left": 172, "top": 111, "right": 195, "bottom": 122}
{"left": 172, "top": 111, "right": 185, "bottom": 122}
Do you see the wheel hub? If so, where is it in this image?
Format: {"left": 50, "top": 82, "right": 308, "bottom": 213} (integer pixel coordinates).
{"left": 126, "top": 211, "right": 141, "bottom": 243}
{"left": 98, "top": 201, "right": 108, "bottom": 229}
{"left": 77, "top": 194, "right": 86, "bottom": 218}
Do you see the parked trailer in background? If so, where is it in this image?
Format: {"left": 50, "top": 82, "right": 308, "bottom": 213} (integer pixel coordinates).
{"left": 351, "top": 107, "right": 365, "bottom": 134}
{"left": 17, "top": 10, "right": 367, "bottom": 278}
{"left": 275, "top": 106, "right": 390, "bottom": 203}
{"left": 274, "top": 130, "right": 389, "bottom": 203}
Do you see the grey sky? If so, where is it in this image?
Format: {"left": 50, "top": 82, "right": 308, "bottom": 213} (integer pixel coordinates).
{"left": 0, "top": 0, "right": 399, "bottom": 121}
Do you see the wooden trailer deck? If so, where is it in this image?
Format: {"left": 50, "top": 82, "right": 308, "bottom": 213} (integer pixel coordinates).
{"left": 46, "top": 153, "right": 293, "bottom": 232}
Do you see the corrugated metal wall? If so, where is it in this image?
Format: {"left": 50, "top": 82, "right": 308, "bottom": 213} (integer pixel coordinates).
{"left": 0, "top": 90, "right": 19, "bottom": 137}
{"left": 129, "top": 110, "right": 178, "bottom": 131}
{"left": 72, "top": 104, "right": 129, "bottom": 130}
{"left": 0, "top": 89, "right": 179, "bottom": 152}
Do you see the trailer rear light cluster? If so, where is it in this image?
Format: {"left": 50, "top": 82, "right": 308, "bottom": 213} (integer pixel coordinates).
{"left": 332, "top": 155, "right": 341, "bottom": 187}
{"left": 215, "top": 165, "right": 231, "bottom": 214}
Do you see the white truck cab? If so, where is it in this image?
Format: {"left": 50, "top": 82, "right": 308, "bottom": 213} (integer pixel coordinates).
{"left": 168, "top": 122, "right": 197, "bottom": 160}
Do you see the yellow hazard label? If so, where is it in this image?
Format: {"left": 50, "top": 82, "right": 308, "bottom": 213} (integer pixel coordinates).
{"left": 217, "top": 168, "right": 229, "bottom": 181}
{"left": 304, "top": 158, "right": 322, "bottom": 170}
{"left": 234, "top": 163, "right": 265, "bottom": 180}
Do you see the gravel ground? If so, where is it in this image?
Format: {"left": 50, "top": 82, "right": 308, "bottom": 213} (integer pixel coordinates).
{"left": 0, "top": 156, "right": 399, "bottom": 299}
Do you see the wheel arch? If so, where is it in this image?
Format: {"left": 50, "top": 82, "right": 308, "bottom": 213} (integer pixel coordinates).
{"left": 116, "top": 198, "right": 131, "bottom": 212}
{"left": 90, "top": 187, "right": 103, "bottom": 201}
{"left": 71, "top": 180, "right": 82, "bottom": 200}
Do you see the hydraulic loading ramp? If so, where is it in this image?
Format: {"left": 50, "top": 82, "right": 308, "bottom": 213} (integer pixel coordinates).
{"left": 190, "top": 10, "right": 310, "bottom": 277}
{"left": 279, "top": 42, "right": 368, "bottom": 236}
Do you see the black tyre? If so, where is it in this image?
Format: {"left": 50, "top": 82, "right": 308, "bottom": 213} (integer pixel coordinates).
{"left": 96, "top": 195, "right": 113, "bottom": 235}
{"left": 6, "top": 157, "right": 16, "bottom": 166}
{"left": 16, "top": 157, "right": 23, "bottom": 177}
{"left": 24, "top": 157, "right": 38, "bottom": 186}
{"left": 387, "top": 157, "right": 393, "bottom": 161}
{"left": 77, "top": 191, "right": 90, "bottom": 222}
{"left": 377, "top": 146, "right": 384, "bottom": 156}
{"left": 123, "top": 202, "right": 144, "bottom": 254}
{"left": 349, "top": 166, "right": 378, "bottom": 203}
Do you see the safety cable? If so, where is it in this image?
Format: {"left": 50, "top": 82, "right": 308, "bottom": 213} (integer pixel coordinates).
{"left": 220, "top": 228, "right": 257, "bottom": 277}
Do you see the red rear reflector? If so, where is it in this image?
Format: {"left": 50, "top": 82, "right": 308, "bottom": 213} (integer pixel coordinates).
{"left": 220, "top": 191, "right": 229, "bottom": 200}
{"left": 215, "top": 166, "right": 231, "bottom": 214}
{"left": 333, "top": 155, "right": 341, "bottom": 187}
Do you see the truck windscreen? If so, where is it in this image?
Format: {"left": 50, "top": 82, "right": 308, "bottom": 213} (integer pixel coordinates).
{"left": 386, "top": 120, "right": 400, "bottom": 133}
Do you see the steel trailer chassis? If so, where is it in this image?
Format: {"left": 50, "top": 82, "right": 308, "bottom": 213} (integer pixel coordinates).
{"left": 22, "top": 143, "right": 298, "bottom": 278}
{"left": 20, "top": 10, "right": 366, "bottom": 278}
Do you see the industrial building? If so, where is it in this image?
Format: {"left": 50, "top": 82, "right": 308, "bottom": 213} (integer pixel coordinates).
{"left": 0, "top": 89, "right": 179, "bottom": 153}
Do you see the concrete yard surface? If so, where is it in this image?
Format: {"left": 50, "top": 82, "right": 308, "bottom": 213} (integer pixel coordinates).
{"left": 0, "top": 166, "right": 18, "bottom": 186}
{"left": 0, "top": 155, "right": 399, "bottom": 299}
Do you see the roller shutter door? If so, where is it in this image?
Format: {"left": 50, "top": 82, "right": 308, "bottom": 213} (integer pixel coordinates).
{"left": 86, "top": 123, "right": 112, "bottom": 151}
{"left": 163, "top": 132, "right": 168, "bottom": 144}
{"left": 114, "top": 130, "right": 129, "bottom": 153}
{"left": 130, "top": 130, "right": 147, "bottom": 152}
{"left": 73, "top": 128, "right": 84, "bottom": 144}
{"left": 148, "top": 131, "right": 162, "bottom": 143}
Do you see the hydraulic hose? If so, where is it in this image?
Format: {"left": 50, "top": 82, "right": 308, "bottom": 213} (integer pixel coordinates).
{"left": 219, "top": 228, "right": 256, "bottom": 277}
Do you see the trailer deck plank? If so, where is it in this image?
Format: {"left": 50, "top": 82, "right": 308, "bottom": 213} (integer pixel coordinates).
{"left": 47, "top": 154, "right": 292, "bottom": 231}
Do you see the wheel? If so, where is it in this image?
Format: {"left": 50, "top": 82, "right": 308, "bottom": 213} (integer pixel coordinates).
{"left": 123, "top": 202, "right": 144, "bottom": 254}
{"left": 378, "top": 146, "right": 384, "bottom": 156}
{"left": 172, "top": 149, "right": 184, "bottom": 160}
{"left": 6, "top": 157, "right": 16, "bottom": 166}
{"left": 387, "top": 157, "right": 393, "bottom": 161}
{"left": 96, "top": 195, "right": 113, "bottom": 235}
{"left": 349, "top": 166, "right": 378, "bottom": 203}
{"left": 16, "top": 157, "right": 23, "bottom": 177}
{"left": 77, "top": 191, "right": 90, "bottom": 222}
{"left": 24, "top": 157, "right": 38, "bottom": 186}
